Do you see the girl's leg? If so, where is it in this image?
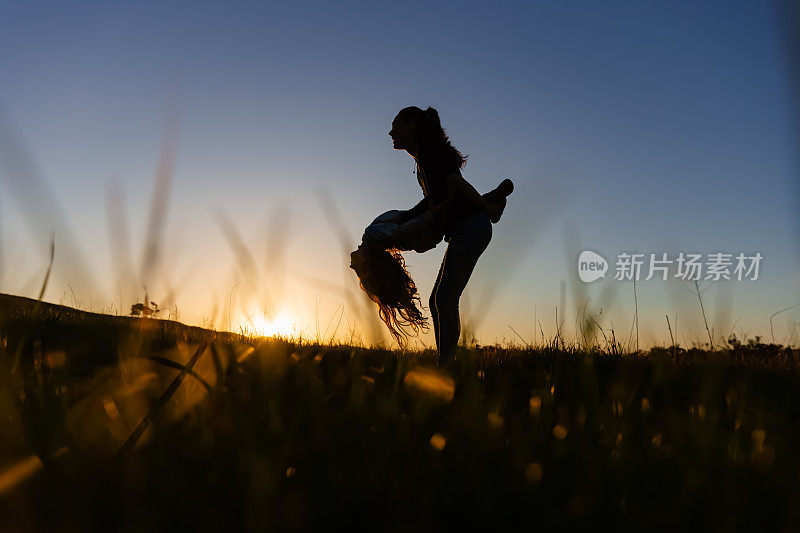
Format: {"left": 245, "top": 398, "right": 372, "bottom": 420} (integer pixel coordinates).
{"left": 433, "top": 214, "right": 492, "bottom": 366}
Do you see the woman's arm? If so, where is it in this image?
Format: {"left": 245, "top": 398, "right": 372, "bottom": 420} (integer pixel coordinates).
{"left": 444, "top": 172, "right": 502, "bottom": 222}
{"left": 395, "top": 197, "right": 428, "bottom": 224}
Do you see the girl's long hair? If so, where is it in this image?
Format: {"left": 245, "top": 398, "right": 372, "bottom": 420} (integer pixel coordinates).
{"left": 354, "top": 245, "right": 428, "bottom": 347}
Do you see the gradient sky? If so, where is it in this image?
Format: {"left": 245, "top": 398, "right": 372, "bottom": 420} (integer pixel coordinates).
{"left": 0, "top": 0, "right": 798, "bottom": 349}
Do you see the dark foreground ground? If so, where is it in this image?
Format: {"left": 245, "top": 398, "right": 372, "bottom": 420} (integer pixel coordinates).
{"left": 1, "top": 293, "right": 800, "bottom": 532}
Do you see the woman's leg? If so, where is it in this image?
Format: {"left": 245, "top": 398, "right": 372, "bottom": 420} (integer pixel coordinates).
{"left": 433, "top": 213, "right": 492, "bottom": 366}
{"left": 429, "top": 260, "right": 446, "bottom": 352}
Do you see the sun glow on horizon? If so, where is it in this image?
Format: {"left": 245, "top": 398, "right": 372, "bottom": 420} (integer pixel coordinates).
{"left": 240, "top": 309, "right": 296, "bottom": 338}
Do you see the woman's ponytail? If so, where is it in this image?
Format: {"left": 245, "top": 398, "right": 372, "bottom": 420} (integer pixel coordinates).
{"left": 424, "top": 107, "right": 440, "bottom": 129}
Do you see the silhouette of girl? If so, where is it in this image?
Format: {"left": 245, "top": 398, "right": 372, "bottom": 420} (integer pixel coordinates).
{"left": 351, "top": 106, "right": 512, "bottom": 365}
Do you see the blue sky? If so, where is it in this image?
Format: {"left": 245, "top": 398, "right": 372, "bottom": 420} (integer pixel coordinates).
{"left": 0, "top": 0, "right": 797, "bottom": 348}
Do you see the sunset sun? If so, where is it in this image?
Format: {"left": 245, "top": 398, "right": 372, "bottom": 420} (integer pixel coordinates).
{"left": 242, "top": 309, "right": 295, "bottom": 338}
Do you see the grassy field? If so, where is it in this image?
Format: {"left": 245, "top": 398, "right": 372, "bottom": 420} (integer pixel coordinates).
{"left": 1, "top": 292, "right": 800, "bottom": 531}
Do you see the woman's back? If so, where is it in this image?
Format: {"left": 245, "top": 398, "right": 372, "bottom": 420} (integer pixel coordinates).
{"left": 416, "top": 143, "right": 480, "bottom": 236}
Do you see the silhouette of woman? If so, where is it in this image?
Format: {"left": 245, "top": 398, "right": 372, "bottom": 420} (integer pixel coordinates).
{"left": 351, "top": 106, "right": 512, "bottom": 366}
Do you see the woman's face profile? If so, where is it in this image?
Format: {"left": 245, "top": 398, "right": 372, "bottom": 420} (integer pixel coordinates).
{"left": 389, "top": 113, "right": 415, "bottom": 150}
